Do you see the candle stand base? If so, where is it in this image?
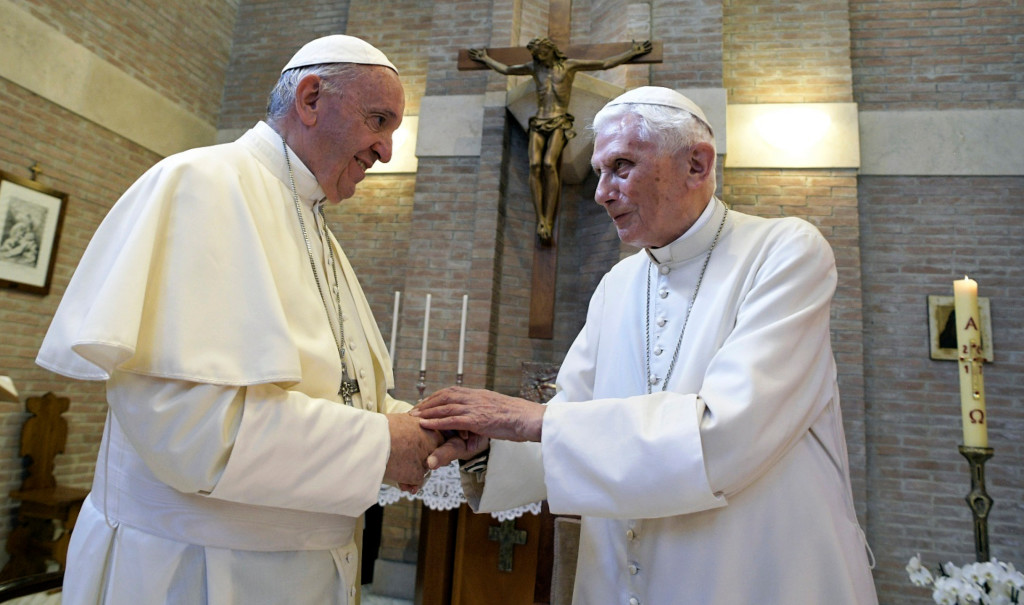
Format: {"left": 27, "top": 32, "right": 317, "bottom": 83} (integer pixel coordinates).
{"left": 958, "top": 445, "right": 994, "bottom": 563}
{"left": 417, "top": 370, "right": 427, "bottom": 402}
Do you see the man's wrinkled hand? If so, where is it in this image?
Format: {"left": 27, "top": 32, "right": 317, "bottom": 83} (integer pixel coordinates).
{"left": 424, "top": 431, "right": 489, "bottom": 470}
{"left": 410, "top": 386, "right": 545, "bottom": 443}
{"left": 383, "top": 412, "right": 444, "bottom": 487}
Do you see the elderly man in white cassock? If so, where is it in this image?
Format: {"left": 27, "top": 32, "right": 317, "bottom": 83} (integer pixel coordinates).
{"left": 36, "top": 35, "right": 444, "bottom": 604}
{"left": 415, "top": 87, "right": 879, "bottom": 604}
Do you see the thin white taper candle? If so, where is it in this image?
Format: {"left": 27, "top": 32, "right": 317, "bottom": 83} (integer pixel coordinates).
{"left": 389, "top": 291, "right": 400, "bottom": 361}
{"left": 420, "top": 293, "right": 431, "bottom": 371}
{"left": 457, "top": 294, "right": 468, "bottom": 374}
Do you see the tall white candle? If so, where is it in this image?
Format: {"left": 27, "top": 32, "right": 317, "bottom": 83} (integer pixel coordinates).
{"left": 389, "top": 291, "right": 401, "bottom": 361}
{"left": 457, "top": 294, "right": 469, "bottom": 374}
{"left": 953, "top": 276, "right": 987, "bottom": 448}
{"left": 420, "top": 293, "right": 431, "bottom": 371}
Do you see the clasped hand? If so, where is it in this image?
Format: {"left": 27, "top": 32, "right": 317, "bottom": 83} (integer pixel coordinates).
{"left": 383, "top": 413, "right": 445, "bottom": 492}
{"left": 411, "top": 386, "right": 546, "bottom": 470}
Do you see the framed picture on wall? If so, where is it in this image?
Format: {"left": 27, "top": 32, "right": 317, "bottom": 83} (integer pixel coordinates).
{"left": 0, "top": 171, "right": 68, "bottom": 295}
{"left": 927, "top": 295, "right": 994, "bottom": 362}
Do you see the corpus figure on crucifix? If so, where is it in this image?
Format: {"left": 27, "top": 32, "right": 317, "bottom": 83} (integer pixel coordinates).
{"left": 469, "top": 37, "right": 652, "bottom": 243}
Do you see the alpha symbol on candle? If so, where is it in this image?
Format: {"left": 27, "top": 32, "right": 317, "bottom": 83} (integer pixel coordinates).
{"left": 963, "top": 316, "right": 979, "bottom": 331}
{"left": 969, "top": 409, "right": 985, "bottom": 425}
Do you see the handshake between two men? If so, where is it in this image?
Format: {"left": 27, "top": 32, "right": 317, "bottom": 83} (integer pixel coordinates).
{"left": 383, "top": 387, "right": 545, "bottom": 490}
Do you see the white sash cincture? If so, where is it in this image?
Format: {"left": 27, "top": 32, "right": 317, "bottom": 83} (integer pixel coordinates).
{"left": 93, "top": 411, "right": 356, "bottom": 552}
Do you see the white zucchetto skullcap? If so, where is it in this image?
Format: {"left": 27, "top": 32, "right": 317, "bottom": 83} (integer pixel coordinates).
{"left": 281, "top": 35, "right": 397, "bottom": 74}
{"left": 605, "top": 86, "right": 712, "bottom": 135}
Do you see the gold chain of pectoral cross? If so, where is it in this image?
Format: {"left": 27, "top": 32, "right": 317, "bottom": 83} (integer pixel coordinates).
{"left": 283, "top": 137, "right": 360, "bottom": 406}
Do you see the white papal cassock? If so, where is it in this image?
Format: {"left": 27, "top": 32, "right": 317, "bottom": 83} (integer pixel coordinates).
{"left": 37, "top": 122, "right": 409, "bottom": 604}
{"left": 463, "top": 198, "right": 878, "bottom": 604}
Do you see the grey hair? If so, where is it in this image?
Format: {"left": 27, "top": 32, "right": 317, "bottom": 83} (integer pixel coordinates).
{"left": 265, "top": 63, "right": 366, "bottom": 123}
{"left": 591, "top": 102, "right": 716, "bottom": 158}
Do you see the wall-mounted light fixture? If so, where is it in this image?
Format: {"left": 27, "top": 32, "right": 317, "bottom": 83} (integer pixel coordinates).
{"left": 725, "top": 103, "right": 859, "bottom": 169}
{"left": 367, "top": 115, "right": 419, "bottom": 174}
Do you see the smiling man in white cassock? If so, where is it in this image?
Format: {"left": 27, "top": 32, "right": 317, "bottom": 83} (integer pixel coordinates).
{"left": 36, "top": 35, "right": 444, "bottom": 604}
{"left": 415, "top": 87, "right": 879, "bottom": 604}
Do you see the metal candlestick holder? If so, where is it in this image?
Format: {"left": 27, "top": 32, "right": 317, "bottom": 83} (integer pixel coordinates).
{"left": 416, "top": 370, "right": 427, "bottom": 401}
{"left": 958, "top": 445, "right": 994, "bottom": 562}
{"left": 455, "top": 373, "right": 464, "bottom": 387}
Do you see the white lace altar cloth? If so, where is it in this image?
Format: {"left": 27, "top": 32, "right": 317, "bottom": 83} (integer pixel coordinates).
{"left": 377, "top": 461, "right": 542, "bottom": 521}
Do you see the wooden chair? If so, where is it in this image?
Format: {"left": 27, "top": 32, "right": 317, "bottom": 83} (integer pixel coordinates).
{"left": 0, "top": 393, "right": 89, "bottom": 581}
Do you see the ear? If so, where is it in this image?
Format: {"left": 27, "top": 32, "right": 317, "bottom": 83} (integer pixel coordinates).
{"left": 685, "top": 141, "right": 716, "bottom": 188}
{"left": 294, "top": 74, "right": 325, "bottom": 127}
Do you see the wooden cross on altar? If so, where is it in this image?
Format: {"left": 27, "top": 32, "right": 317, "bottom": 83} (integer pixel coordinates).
{"left": 459, "top": 0, "right": 662, "bottom": 338}
{"left": 487, "top": 519, "right": 529, "bottom": 572}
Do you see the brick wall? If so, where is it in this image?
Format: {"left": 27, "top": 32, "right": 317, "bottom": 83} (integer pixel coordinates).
{"left": 721, "top": 0, "right": 869, "bottom": 531}
{"left": 556, "top": 179, "right": 620, "bottom": 348}
{"left": 0, "top": 81, "right": 162, "bottom": 548}
{"left": 442, "top": 0, "right": 725, "bottom": 398}
{"left": 722, "top": 169, "right": 869, "bottom": 517}
{"left": 653, "top": 0, "right": 724, "bottom": 89}
{"left": 219, "top": 0, "right": 430, "bottom": 348}
{"left": 582, "top": 0, "right": 653, "bottom": 89}
{"left": 859, "top": 176, "right": 1024, "bottom": 602}
{"left": 219, "top": 0, "right": 349, "bottom": 130}
{"left": 0, "top": 0, "right": 237, "bottom": 570}
{"left": 723, "top": 0, "right": 854, "bottom": 102}
{"left": 850, "top": 1, "right": 1024, "bottom": 603}
{"left": 424, "top": 1, "right": 496, "bottom": 97}
{"left": 346, "top": 0, "right": 432, "bottom": 116}
{"left": 348, "top": 0, "right": 501, "bottom": 563}
{"left": 850, "top": 0, "right": 1024, "bottom": 110}
{"left": 327, "top": 175, "right": 416, "bottom": 333}
{"left": 3, "top": 1, "right": 1022, "bottom": 601}
{"left": 12, "top": 0, "right": 236, "bottom": 124}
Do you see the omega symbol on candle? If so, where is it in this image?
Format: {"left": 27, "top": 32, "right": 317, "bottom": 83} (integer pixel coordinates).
{"left": 968, "top": 409, "right": 985, "bottom": 425}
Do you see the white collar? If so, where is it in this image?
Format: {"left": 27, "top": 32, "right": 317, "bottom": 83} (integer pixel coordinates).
{"left": 646, "top": 197, "right": 725, "bottom": 265}
{"left": 241, "top": 121, "right": 326, "bottom": 207}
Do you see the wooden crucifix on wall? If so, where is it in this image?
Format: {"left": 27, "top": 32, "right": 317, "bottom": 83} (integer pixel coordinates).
{"left": 459, "top": 0, "right": 661, "bottom": 338}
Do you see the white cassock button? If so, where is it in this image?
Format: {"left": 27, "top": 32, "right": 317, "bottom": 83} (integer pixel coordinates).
{"left": 659, "top": 289, "right": 669, "bottom": 299}
{"left": 659, "top": 265, "right": 670, "bottom": 275}
{"left": 629, "top": 598, "right": 640, "bottom": 605}
{"left": 628, "top": 563, "right": 639, "bottom": 575}
{"left": 349, "top": 341, "right": 357, "bottom": 350}
{"left": 359, "top": 369, "right": 366, "bottom": 378}
{"left": 626, "top": 529, "right": 636, "bottom": 541}
{"left": 345, "top": 553, "right": 351, "bottom": 564}
{"left": 653, "top": 346, "right": 663, "bottom": 356}
{"left": 366, "top": 398, "right": 374, "bottom": 407}
{"left": 656, "top": 317, "right": 667, "bottom": 327}
{"left": 648, "top": 374, "right": 658, "bottom": 386}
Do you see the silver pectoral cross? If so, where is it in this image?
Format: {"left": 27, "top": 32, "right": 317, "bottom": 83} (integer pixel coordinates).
{"left": 339, "top": 367, "right": 360, "bottom": 406}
